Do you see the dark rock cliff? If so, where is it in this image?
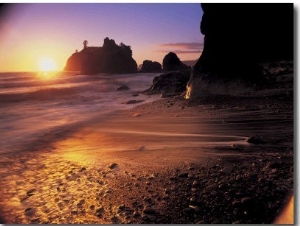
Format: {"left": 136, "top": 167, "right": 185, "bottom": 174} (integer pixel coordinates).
{"left": 64, "top": 37, "right": 137, "bottom": 74}
{"left": 186, "top": 3, "right": 293, "bottom": 99}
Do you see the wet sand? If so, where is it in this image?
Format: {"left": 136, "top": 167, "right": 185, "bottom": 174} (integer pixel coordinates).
{"left": 0, "top": 91, "right": 293, "bottom": 223}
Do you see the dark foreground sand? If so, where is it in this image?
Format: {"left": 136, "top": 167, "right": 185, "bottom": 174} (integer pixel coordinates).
{"left": 0, "top": 86, "right": 293, "bottom": 223}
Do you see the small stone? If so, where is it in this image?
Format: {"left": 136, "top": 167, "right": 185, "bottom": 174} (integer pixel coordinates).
{"left": 138, "top": 146, "right": 145, "bottom": 151}
{"left": 241, "top": 197, "right": 253, "bottom": 204}
{"left": 96, "top": 207, "right": 105, "bottom": 214}
{"left": 79, "top": 167, "right": 86, "bottom": 172}
{"left": 211, "top": 191, "right": 217, "bottom": 196}
{"left": 221, "top": 165, "right": 234, "bottom": 174}
{"left": 206, "top": 184, "right": 217, "bottom": 190}
{"left": 247, "top": 135, "right": 265, "bottom": 144}
{"left": 26, "top": 189, "right": 36, "bottom": 196}
{"left": 192, "top": 180, "right": 201, "bottom": 188}
{"left": 143, "top": 207, "right": 156, "bottom": 214}
{"left": 165, "top": 188, "right": 171, "bottom": 194}
{"left": 90, "top": 205, "right": 95, "bottom": 210}
{"left": 125, "top": 100, "right": 143, "bottom": 105}
{"left": 183, "top": 207, "right": 193, "bottom": 215}
{"left": 148, "top": 215, "right": 157, "bottom": 222}
{"left": 178, "top": 172, "right": 188, "bottom": 177}
{"left": 116, "top": 85, "right": 130, "bottom": 91}
{"left": 109, "top": 163, "right": 118, "bottom": 169}
{"left": 24, "top": 208, "right": 35, "bottom": 216}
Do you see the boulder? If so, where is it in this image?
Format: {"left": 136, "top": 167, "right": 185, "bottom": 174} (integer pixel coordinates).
{"left": 162, "top": 52, "right": 189, "bottom": 71}
{"left": 141, "top": 60, "right": 162, "bottom": 72}
{"left": 143, "top": 69, "right": 191, "bottom": 97}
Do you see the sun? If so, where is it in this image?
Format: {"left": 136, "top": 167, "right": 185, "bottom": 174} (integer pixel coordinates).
{"left": 38, "top": 57, "right": 57, "bottom": 72}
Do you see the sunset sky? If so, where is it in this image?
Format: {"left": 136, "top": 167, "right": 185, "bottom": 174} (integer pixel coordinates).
{"left": 0, "top": 3, "right": 204, "bottom": 72}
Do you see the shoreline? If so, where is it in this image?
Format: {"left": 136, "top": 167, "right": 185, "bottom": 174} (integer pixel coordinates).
{"left": 0, "top": 91, "right": 293, "bottom": 224}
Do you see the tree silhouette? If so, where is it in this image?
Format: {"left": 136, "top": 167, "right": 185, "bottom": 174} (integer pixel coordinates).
{"left": 83, "top": 40, "right": 88, "bottom": 49}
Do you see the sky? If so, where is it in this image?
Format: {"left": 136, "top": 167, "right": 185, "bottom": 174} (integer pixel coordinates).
{"left": 0, "top": 3, "right": 204, "bottom": 72}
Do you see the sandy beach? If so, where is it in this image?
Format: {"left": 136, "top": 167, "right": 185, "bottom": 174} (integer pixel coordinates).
{"left": 0, "top": 84, "right": 293, "bottom": 224}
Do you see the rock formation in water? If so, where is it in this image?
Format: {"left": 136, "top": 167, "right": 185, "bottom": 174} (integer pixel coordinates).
{"left": 64, "top": 37, "right": 137, "bottom": 74}
{"left": 143, "top": 69, "right": 191, "bottom": 98}
{"left": 162, "top": 52, "right": 189, "bottom": 71}
{"left": 140, "top": 60, "right": 162, "bottom": 72}
{"left": 185, "top": 3, "right": 293, "bottom": 99}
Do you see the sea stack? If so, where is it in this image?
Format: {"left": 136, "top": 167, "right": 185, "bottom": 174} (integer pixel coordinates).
{"left": 185, "top": 3, "right": 293, "bottom": 99}
{"left": 64, "top": 37, "right": 137, "bottom": 74}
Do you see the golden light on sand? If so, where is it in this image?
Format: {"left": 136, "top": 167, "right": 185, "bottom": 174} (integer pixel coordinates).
{"left": 38, "top": 57, "right": 57, "bottom": 72}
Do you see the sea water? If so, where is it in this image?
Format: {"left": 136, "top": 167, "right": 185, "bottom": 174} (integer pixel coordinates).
{"left": 0, "top": 71, "right": 161, "bottom": 155}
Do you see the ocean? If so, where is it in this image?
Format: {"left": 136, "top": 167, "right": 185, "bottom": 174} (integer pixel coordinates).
{"left": 0, "top": 71, "right": 161, "bottom": 155}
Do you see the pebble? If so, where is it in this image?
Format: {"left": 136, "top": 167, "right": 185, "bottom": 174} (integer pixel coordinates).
{"left": 26, "top": 189, "right": 36, "bottom": 196}
{"left": 109, "top": 163, "right": 118, "bottom": 169}
{"left": 143, "top": 207, "right": 156, "bottom": 214}
{"left": 192, "top": 180, "right": 201, "bottom": 188}
{"left": 24, "top": 208, "right": 35, "bottom": 216}
{"left": 241, "top": 197, "right": 253, "bottom": 204}
{"left": 178, "top": 172, "right": 188, "bottom": 177}
{"left": 211, "top": 191, "right": 217, "bottom": 196}
{"left": 221, "top": 165, "right": 234, "bottom": 174}
{"left": 148, "top": 215, "right": 157, "bottom": 221}
{"left": 206, "top": 184, "right": 217, "bottom": 190}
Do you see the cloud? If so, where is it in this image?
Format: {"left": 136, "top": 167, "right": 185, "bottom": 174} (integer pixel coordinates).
{"left": 155, "top": 42, "right": 203, "bottom": 54}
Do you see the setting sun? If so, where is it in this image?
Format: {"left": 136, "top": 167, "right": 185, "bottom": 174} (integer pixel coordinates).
{"left": 38, "top": 57, "right": 57, "bottom": 72}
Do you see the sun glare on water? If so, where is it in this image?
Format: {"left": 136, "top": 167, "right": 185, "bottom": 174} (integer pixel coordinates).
{"left": 38, "top": 57, "right": 57, "bottom": 72}
{"left": 37, "top": 57, "right": 58, "bottom": 79}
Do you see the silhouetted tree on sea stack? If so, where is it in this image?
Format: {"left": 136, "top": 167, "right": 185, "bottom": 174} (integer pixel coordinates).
{"left": 83, "top": 40, "right": 88, "bottom": 49}
{"left": 185, "top": 3, "right": 293, "bottom": 99}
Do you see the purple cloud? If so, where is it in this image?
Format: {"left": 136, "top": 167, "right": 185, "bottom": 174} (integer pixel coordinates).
{"left": 156, "top": 42, "right": 203, "bottom": 54}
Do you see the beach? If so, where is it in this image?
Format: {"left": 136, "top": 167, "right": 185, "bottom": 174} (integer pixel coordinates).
{"left": 0, "top": 82, "right": 293, "bottom": 223}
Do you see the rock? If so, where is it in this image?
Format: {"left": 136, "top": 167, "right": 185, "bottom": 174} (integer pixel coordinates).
{"left": 64, "top": 37, "right": 137, "bottom": 74}
{"left": 143, "top": 69, "right": 191, "bottom": 96}
{"left": 125, "top": 100, "right": 143, "bottom": 104}
{"left": 192, "top": 180, "right": 201, "bottom": 188}
{"left": 163, "top": 52, "right": 189, "bottom": 71}
{"left": 24, "top": 208, "right": 35, "bottom": 216}
{"left": 109, "top": 163, "right": 118, "bottom": 169}
{"left": 241, "top": 197, "right": 254, "bottom": 205}
{"left": 183, "top": 207, "right": 194, "bottom": 215}
{"left": 140, "top": 60, "right": 162, "bottom": 72}
{"left": 26, "top": 189, "right": 36, "bottom": 196}
{"left": 266, "top": 161, "right": 281, "bottom": 169}
{"left": 211, "top": 191, "right": 217, "bottom": 196}
{"left": 247, "top": 135, "right": 265, "bottom": 144}
{"left": 206, "top": 184, "right": 217, "bottom": 190}
{"left": 178, "top": 172, "right": 189, "bottom": 177}
{"left": 137, "top": 146, "right": 145, "bottom": 151}
{"left": 148, "top": 215, "right": 157, "bottom": 222}
{"left": 221, "top": 165, "right": 234, "bottom": 174}
{"left": 117, "top": 84, "right": 130, "bottom": 91}
{"left": 143, "top": 207, "right": 156, "bottom": 214}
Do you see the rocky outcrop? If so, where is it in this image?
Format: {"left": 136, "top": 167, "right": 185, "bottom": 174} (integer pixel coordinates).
{"left": 142, "top": 69, "right": 191, "bottom": 97}
{"left": 64, "top": 37, "right": 137, "bottom": 74}
{"left": 162, "top": 52, "right": 189, "bottom": 71}
{"left": 140, "top": 60, "right": 162, "bottom": 72}
{"left": 185, "top": 3, "right": 293, "bottom": 99}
